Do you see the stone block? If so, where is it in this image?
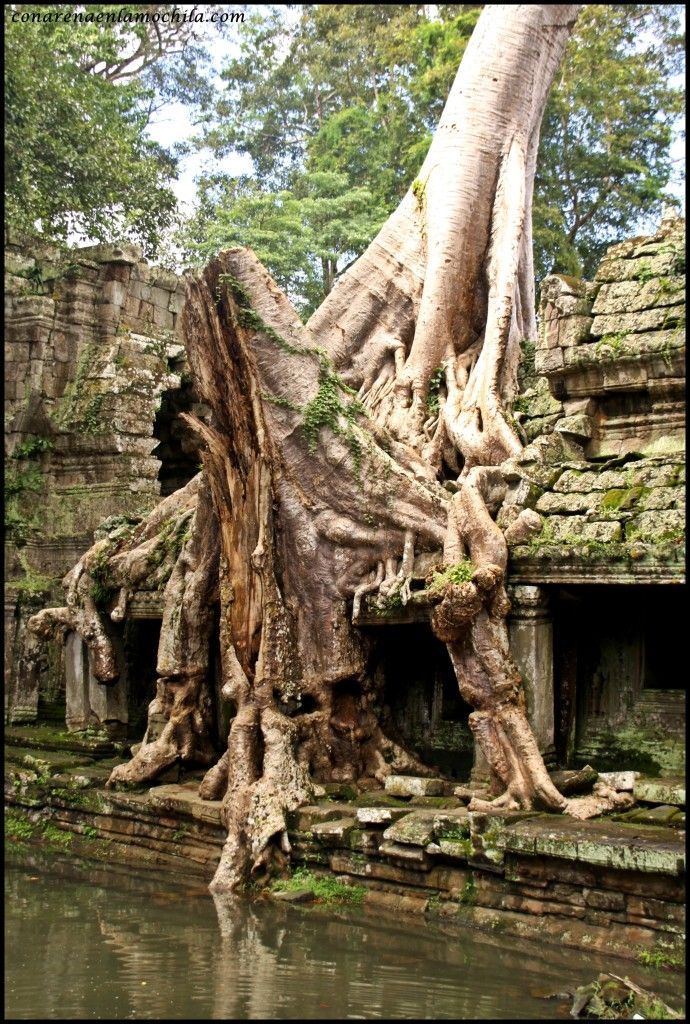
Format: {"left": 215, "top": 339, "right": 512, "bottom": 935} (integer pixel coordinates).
{"left": 384, "top": 776, "right": 444, "bottom": 798}
{"left": 363, "top": 890, "right": 429, "bottom": 916}
{"left": 633, "top": 779, "right": 685, "bottom": 807}
{"left": 626, "top": 509, "right": 683, "bottom": 540}
{"left": 437, "top": 837, "right": 472, "bottom": 860}
{"left": 594, "top": 250, "right": 679, "bottom": 283}
{"left": 168, "top": 290, "right": 185, "bottom": 315}
{"left": 378, "top": 841, "right": 431, "bottom": 866}
{"left": 310, "top": 817, "right": 356, "bottom": 845}
{"left": 558, "top": 316, "right": 593, "bottom": 346}
{"left": 640, "top": 486, "right": 683, "bottom": 511}
{"left": 591, "top": 307, "right": 678, "bottom": 337}
{"left": 597, "top": 771, "right": 638, "bottom": 792}
{"left": 555, "top": 414, "right": 593, "bottom": 440}
{"left": 383, "top": 811, "right": 437, "bottom": 847}
{"left": 620, "top": 806, "right": 682, "bottom": 826}
{"left": 535, "top": 348, "right": 564, "bottom": 374}
{"left": 355, "top": 806, "right": 409, "bottom": 828}
{"left": 102, "top": 280, "right": 127, "bottom": 307}
{"left": 536, "top": 491, "right": 601, "bottom": 514}
{"left": 583, "top": 888, "right": 626, "bottom": 911}
{"left": 592, "top": 278, "right": 685, "bottom": 315}
{"left": 287, "top": 804, "right": 346, "bottom": 832}
{"left": 273, "top": 889, "right": 315, "bottom": 904}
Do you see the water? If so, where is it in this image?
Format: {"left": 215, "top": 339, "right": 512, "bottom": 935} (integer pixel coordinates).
{"left": 5, "top": 850, "right": 684, "bottom": 1020}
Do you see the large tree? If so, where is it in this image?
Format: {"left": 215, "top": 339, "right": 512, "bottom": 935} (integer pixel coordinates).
{"left": 33, "top": 5, "right": 629, "bottom": 896}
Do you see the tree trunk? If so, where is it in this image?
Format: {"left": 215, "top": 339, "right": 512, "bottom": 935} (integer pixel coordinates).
{"left": 30, "top": 5, "right": 598, "bottom": 893}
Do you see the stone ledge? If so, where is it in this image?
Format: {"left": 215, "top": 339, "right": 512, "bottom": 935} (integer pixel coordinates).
{"left": 502, "top": 818, "right": 685, "bottom": 876}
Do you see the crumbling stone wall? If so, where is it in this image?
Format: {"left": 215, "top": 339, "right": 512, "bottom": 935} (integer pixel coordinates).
{"left": 503, "top": 214, "right": 685, "bottom": 775}
{"left": 506, "top": 215, "right": 685, "bottom": 580}
{"left": 4, "top": 237, "right": 204, "bottom": 723}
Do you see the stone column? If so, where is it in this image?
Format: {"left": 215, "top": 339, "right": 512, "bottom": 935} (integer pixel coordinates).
{"left": 5, "top": 596, "right": 41, "bottom": 725}
{"left": 508, "top": 584, "right": 556, "bottom": 767}
{"left": 65, "top": 632, "right": 93, "bottom": 731}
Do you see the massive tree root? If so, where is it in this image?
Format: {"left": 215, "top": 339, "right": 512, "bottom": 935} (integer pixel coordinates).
{"left": 29, "top": 474, "right": 220, "bottom": 782}
{"left": 30, "top": 6, "right": 594, "bottom": 890}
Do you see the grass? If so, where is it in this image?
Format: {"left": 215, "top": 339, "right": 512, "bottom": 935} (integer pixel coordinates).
{"left": 271, "top": 867, "right": 366, "bottom": 905}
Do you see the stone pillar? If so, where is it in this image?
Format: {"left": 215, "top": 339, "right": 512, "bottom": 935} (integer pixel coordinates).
{"left": 508, "top": 584, "right": 556, "bottom": 768}
{"left": 5, "top": 596, "right": 41, "bottom": 724}
{"left": 65, "top": 632, "right": 93, "bottom": 731}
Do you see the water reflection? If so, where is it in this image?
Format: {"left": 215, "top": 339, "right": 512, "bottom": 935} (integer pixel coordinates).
{"left": 5, "top": 851, "right": 685, "bottom": 1020}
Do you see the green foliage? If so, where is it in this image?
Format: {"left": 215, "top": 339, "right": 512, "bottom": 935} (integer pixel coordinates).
{"left": 11, "top": 436, "right": 53, "bottom": 460}
{"left": 41, "top": 822, "right": 73, "bottom": 848}
{"left": 5, "top": 810, "right": 35, "bottom": 841}
{"left": 4, "top": 4, "right": 202, "bottom": 255}
{"left": 429, "top": 561, "right": 475, "bottom": 592}
{"left": 302, "top": 359, "right": 365, "bottom": 471}
{"left": 637, "top": 947, "right": 684, "bottom": 970}
{"left": 184, "top": 172, "right": 387, "bottom": 317}
{"left": 533, "top": 5, "right": 685, "bottom": 280}
{"left": 426, "top": 366, "right": 445, "bottom": 416}
{"left": 272, "top": 867, "right": 366, "bottom": 905}
{"left": 13, "top": 554, "right": 54, "bottom": 600}
{"left": 5, "top": 463, "right": 44, "bottom": 544}
{"left": 459, "top": 875, "right": 477, "bottom": 905}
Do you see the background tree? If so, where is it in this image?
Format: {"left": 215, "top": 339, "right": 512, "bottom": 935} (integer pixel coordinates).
{"left": 533, "top": 4, "right": 685, "bottom": 279}
{"left": 4, "top": 3, "right": 216, "bottom": 256}
{"left": 182, "top": 171, "right": 388, "bottom": 316}
{"left": 190, "top": 3, "right": 683, "bottom": 302}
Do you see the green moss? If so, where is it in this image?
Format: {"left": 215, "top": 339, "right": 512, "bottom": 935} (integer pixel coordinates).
{"left": 217, "top": 274, "right": 367, "bottom": 471}
{"left": 594, "top": 332, "right": 629, "bottom": 359}
{"left": 601, "top": 486, "right": 647, "bottom": 511}
{"left": 426, "top": 893, "right": 442, "bottom": 915}
{"left": 89, "top": 547, "right": 117, "bottom": 608}
{"left": 262, "top": 392, "right": 303, "bottom": 414}
{"left": 12, "top": 553, "right": 55, "bottom": 600}
{"left": 635, "top": 259, "right": 655, "bottom": 284}
{"left": 429, "top": 560, "right": 475, "bottom": 592}
{"left": 271, "top": 867, "right": 366, "bottom": 905}
{"left": 459, "top": 875, "right": 477, "bottom": 905}
{"left": 411, "top": 177, "right": 426, "bottom": 212}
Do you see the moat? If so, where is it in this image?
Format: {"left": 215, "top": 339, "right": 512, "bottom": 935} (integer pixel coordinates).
{"left": 5, "top": 848, "right": 685, "bottom": 1021}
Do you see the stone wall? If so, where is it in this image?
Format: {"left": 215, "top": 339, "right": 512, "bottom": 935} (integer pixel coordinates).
{"left": 4, "top": 237, "right": 205, "bottom": 723}
{"left": 505, "top": 214, "right": 685, "bottom": 586}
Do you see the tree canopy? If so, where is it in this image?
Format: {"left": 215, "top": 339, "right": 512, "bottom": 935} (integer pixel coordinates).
{"left": 4, "top": 3, "right": 215, "bottom": 256}
{"left": 184, "top": 3, "right": 684, "bottom": 303}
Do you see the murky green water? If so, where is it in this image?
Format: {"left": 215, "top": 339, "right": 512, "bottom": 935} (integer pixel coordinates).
{"left": 5, "top": 849, "right": 684, "bottom": 1020}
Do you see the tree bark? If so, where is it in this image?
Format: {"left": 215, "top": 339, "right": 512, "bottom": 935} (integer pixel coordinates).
{"left": 30, "top": 5, "right": 594, "bottom": 892}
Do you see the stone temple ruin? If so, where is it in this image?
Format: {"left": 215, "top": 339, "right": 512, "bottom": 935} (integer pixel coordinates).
{"left": 4, "top": 214, "right": 686, "bottom": 783}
